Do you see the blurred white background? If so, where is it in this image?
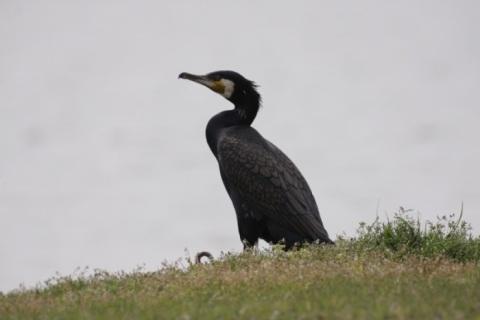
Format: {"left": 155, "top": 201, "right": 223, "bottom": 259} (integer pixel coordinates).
{"left": 1, "top": 0, "right": 479, "bottom": 292}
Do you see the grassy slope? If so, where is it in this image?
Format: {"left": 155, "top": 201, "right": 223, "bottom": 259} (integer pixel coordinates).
{"left": 1, "top": 213, "right": 480, "bottom": 320}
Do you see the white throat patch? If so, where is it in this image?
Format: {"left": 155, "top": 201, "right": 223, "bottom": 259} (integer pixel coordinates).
{"left": 221, "top": 79, "right": 235, "bottom": 99}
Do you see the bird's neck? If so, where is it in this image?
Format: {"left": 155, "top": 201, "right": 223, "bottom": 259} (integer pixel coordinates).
{"left": 205, "top": 102, "right": 259, "bottom": 156}
{"left": 234, "top": 99, "right": 259, "bottom": 125}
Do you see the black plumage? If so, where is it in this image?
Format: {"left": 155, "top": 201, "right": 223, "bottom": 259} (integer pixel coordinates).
{"left": 179, "top": 70, "right": 333, "bottom": 249}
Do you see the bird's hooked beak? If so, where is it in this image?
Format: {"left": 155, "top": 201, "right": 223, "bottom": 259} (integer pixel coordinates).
{"left": 178, "top": 72, "right": 211, "bottom": 86}
{"left": 178, "top": 72, "right": 231, "bottom": 97}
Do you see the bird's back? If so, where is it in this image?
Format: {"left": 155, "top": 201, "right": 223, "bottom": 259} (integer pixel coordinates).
{"left": 216, "top": 126, "right": 332, "bottom": 246}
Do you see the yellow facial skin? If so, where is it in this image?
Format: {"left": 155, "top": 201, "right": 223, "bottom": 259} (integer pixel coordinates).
{"left": 210, "top": 80, "right": 226, "bottom": 94}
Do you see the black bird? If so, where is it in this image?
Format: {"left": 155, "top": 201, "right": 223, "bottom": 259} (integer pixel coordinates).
{"left": 179, "top": 70, "right": 333, "bottom": 249}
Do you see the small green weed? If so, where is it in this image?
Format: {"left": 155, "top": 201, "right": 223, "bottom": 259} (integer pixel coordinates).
{"left": 352, "top": 206, "right": 480, "bottom": 262}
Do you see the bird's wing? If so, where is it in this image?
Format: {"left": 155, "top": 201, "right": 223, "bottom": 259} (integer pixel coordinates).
{"left": 217, "top": 128, "right": 330, "bottom": 242}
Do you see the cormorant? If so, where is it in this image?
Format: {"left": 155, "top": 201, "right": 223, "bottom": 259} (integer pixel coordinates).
{"left": 179, "top": 70, "right": 333, "bottom": 249}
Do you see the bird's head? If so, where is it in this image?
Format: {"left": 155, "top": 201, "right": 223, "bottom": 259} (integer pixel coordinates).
{"left": 178, "top": 70, "right": 260, "bottom": 108}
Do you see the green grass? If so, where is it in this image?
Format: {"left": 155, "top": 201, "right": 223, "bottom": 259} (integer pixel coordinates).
{"left": 2, "top": 211, "right": 480, "bottom": 319}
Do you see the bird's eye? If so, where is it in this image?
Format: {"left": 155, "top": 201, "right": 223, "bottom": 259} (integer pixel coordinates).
{"left": 211, "top": 75, "right": 221, "bottom": 81}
